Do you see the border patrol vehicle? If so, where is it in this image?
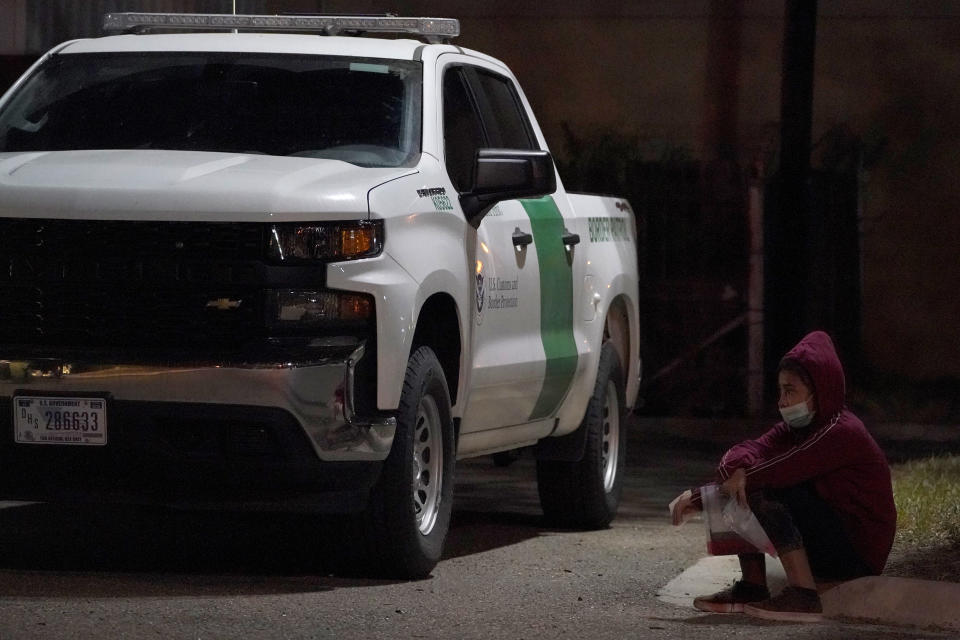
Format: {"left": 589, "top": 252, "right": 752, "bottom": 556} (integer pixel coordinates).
{"left": 0, "top": 13, "right": 641, "bottom": 578}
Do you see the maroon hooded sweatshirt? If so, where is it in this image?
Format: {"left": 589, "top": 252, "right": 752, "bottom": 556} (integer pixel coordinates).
{"left": 714, "top": 331, "right": 896, "bottom": 574}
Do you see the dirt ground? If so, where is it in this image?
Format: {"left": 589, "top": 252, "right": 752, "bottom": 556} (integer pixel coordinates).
{"left": 886, "top": 543, "right": 960, "bottom": 583}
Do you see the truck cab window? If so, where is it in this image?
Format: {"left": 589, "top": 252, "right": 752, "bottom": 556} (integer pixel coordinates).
{"left": 469, "top": 69, "right": 536, "bottom": 150}
{"left": 442, "top": 67, "right": 485, "bottom": 192}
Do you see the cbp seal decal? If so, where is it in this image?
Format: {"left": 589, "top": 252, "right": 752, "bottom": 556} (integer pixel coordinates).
{"left": 475, "top": 271, "right": 485, "bottom": 314}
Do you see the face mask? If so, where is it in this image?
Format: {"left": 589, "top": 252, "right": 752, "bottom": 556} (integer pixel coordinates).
{"left": 780, "top": 400, "right": 815, "bottom": 428}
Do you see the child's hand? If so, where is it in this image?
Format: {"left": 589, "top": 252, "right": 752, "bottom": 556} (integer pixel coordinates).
{"left": 721, "top": 468, "right": 748, "bottom": 507}
{"left": 669, "top": 489, "right": 700, "bottom": 525}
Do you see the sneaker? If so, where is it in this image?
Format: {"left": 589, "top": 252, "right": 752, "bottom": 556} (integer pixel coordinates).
{"left": 743, "top": 586, "right": 823, "bottom": 623}
{"left": 693, "top": 580, "right": 771, "bottom": 613}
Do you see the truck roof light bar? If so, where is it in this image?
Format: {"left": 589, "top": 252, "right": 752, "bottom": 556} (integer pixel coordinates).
{"left": 102, "top": 13, "right": 460, "bottom": 43}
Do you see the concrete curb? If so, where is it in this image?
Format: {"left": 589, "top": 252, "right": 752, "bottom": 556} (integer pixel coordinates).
{"left": 659, "top": 555, "right": 960, "bottom": 632}
{"left": 822, "top": 575, "right": 960, "bottom": 631}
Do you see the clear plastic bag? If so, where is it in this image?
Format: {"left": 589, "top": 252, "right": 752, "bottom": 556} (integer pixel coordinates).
{"left": 701, "top": 483, "right": 777, "bottom": 557}
{"left": 721, "top": 493, "right": 777, "bottom": 557}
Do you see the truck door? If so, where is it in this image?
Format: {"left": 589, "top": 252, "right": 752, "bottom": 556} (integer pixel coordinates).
{"left": 442, "top": 63, "right": 579, "bottom": 437}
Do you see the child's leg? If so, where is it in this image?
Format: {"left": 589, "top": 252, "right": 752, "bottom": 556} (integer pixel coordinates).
{"left": 738, "top": 552, "right": 767, "bottom": 585}
{"left": 750, "top": 485, "right": 871, "bottom": 582}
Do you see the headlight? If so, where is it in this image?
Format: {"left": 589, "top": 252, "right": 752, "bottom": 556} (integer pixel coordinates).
{"left": 268, "top": 290, "right": 373, "bottom": 331}
{"left": 267, "top": 221, "right": 383, "bottom": 263}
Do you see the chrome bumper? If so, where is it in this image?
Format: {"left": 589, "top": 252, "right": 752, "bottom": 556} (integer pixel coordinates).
{"left": 0, "top": 344, "right": 396, "bottom": 462}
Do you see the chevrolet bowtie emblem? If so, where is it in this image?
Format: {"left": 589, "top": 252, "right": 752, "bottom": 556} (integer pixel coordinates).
{"left": 206, "top": 298, "right": 243, "bottom": 310}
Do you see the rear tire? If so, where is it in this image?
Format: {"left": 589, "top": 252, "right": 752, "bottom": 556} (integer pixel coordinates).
{"left": 537, "top": 341, "right": 626, "bottom": 528}
{"left": 346, "top": 346, "right": 455, "bottom": 578}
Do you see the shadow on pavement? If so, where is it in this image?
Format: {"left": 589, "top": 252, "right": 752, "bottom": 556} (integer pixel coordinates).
{"left": 444, "top": 509, "right": 544, "bottom": 560}
{"left": 648, "top": 614, "right": 777, "bottom": 627}
{"left": 0, "top": 502, "right": 414, "bottom": 595}
{"left": 658, "top": 615, "right": 937, "bottom": 638}
{"left": 0, "top": 429, "right": 731, "bottom": 596}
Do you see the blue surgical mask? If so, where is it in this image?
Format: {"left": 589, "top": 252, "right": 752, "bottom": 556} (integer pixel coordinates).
{"left": 780, "top": 400, "right": 815, "bottom": 428}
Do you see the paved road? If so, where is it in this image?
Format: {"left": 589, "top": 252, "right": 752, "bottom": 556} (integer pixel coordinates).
{"left": 0, "top": 425, "right": 950, "bottom": 639}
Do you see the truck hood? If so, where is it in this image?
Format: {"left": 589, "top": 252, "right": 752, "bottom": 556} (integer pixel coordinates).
{"left": 0, "top": 150, "right": 416, "bottom": 221}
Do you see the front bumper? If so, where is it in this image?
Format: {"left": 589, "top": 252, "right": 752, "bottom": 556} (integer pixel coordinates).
{"left": 0, "top": 343, "right": 395, "bottom": 462}
{"left": 0, "top": 344, "right": 396, "bottom": 511}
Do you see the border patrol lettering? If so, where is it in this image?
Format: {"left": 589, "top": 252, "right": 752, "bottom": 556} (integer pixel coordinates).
{"left": 588, "top": 216, "right": 629, "bottom": 242}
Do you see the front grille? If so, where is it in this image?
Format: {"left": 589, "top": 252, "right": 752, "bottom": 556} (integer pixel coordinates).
{"left": 0, "top": 218, "right": 270, "bottom": 349}
{"left": 0, "top": 218, "right": 264, "bottom": 263}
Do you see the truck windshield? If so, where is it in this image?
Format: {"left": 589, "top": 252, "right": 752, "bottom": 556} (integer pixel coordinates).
{"left": 0, "top": 52, "right": 422, "bottom": 167}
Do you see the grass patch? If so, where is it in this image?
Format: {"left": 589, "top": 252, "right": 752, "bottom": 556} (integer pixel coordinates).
{"left": 892, "top": 455, "right": 960, "bottom": 545}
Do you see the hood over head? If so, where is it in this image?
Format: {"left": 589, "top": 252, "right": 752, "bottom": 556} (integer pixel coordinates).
{"left": 780, "top": 330, "right": 845, "bottom": 421}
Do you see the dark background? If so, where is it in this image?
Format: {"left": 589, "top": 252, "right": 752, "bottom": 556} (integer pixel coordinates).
{"left": 2, "top": 0, "right": 957, "bottom": 423}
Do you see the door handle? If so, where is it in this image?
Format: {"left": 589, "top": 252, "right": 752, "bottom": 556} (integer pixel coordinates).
{"left": 512, "top": 228, "right": 533, "bottom": 248}
{"left": 562, "top": 230, "right": 581, "bottom": 247}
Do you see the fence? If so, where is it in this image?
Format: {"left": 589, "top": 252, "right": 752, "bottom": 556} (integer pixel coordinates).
{"left": 558, "top": 131, "right": 860, "bottom": 418}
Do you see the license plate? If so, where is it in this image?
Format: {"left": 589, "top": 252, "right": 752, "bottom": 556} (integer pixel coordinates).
{"left": 13, "top": 396, "right": 108, "bottom": 446}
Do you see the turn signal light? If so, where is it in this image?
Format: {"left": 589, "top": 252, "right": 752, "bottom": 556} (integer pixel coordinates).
{"left": 269, "top": 290, "right": 374, "bottom": 329}
{"left": 267, "top": 221, "right": 383, "bottom": 263}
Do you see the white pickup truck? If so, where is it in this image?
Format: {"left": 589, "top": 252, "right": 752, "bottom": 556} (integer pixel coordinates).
{"left": 0, "top": 13, "right": 641, "bottom": 578}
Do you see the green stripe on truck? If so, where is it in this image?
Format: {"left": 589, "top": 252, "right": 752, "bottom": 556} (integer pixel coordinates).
{"left": 521, "top": 196, "right": 579, "bottom": 421}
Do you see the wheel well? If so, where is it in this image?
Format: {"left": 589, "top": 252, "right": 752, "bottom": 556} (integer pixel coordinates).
{"left": 412, "top": 293, "right": 462, "bottom": 406}
{"left": 605, "top": 296, "right": 631, "bottom": 375}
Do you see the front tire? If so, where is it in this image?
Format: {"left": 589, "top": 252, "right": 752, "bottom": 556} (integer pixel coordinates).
{"left": 537, "top": 341, "right": 626, "bottom": 528}
{"left": 351, "top": 346, "right": 455, "bottom": 578}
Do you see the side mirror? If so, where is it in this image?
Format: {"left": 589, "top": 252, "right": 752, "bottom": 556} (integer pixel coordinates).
{"left": 459, "top": 149, "right": 557, "bottom": 228}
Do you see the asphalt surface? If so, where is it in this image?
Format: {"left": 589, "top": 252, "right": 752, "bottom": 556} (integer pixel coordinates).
{"left": 0, "top": 421, "right": 954, "bottom": 639}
